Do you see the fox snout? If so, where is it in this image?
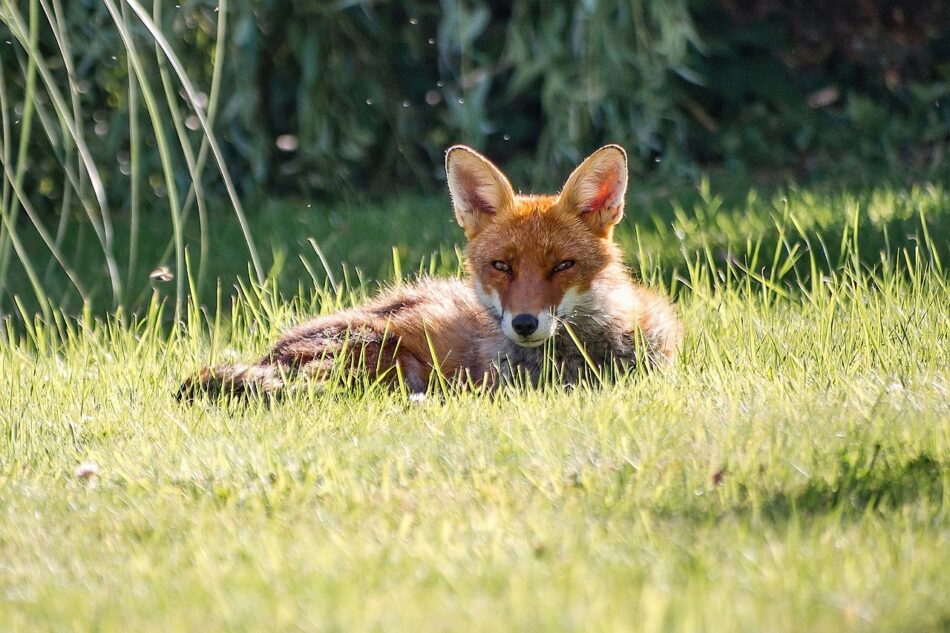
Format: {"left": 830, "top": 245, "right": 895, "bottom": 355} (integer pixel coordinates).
{"left": 501, "top": 309, "right": 557, "bottom": 347}
{"left": 511, "top": 314, "right": 538, "bottom": 336}
{"left": 474, "top": 283, "right": 560, "bottom": 347}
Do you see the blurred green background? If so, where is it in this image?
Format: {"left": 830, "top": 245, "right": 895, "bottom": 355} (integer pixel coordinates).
{"left": 1, "top": 0, "right": 949, "bottom": 317}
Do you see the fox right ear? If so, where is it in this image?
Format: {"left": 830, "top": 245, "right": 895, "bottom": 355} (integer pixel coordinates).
{"left": 445, "top": 145, "right": 515, "bottom": 237}
{"left": 558, "top": 145, "right": 628, "bottom": 238}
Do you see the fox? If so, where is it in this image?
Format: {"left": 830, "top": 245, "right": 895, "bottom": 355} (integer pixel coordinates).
{"left": 177, "top": 144, "right": 681, "bottom": 400}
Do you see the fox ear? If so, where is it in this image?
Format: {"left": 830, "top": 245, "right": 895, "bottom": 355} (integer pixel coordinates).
{"left": 558, "top": 145, "right": 628, "bottom": 237}
{"left": 445, "top": 145, "right": 515, "bottom": 238}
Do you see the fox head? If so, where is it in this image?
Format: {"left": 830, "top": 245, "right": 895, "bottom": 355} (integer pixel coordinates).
{"left": 446, "top": 144, "right": 628, "bottom": 347}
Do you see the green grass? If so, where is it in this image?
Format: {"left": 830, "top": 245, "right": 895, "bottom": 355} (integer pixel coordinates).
{"left": 1, "top": 177, "right": 949, "bottom": 631}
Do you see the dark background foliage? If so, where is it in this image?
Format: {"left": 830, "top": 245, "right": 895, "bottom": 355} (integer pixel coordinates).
{"left": 3, "top": 0, "right": 948, "bottom": 208}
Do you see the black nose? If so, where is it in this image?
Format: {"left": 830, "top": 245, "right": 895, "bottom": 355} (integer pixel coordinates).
{"left": 511, "top": 314, "right": 539, "bottom": 336}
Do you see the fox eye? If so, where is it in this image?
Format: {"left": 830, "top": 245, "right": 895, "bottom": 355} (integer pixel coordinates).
{"left": 552, "top": 260, "right": 575, "bottom": 273}
{"left": 492, "top": 260, "right": 512, "bottom": 274}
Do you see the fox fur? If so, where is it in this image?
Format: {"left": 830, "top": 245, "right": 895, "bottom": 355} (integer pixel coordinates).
{"left": 178, "top": 144, "right": 681, "bottom": 400}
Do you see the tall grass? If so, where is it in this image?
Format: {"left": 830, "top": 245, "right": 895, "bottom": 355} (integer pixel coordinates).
{"left": 0, "top": 0, "right": 263, "bottom": 324}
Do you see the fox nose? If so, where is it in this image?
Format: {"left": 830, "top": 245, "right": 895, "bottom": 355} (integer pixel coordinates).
{"left": 511, "top": 314, "right": 539, "bottom": 336}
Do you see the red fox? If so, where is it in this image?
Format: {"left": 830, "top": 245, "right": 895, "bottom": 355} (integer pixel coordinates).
{"left": 178, "top": 144, "right": 681, "bottom": 399}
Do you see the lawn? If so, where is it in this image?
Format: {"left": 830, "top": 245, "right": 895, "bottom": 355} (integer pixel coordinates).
{"left": 1, "top": 175, "right": 948, "bottom": 631}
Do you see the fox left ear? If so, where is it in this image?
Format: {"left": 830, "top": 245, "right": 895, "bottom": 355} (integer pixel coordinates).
{"left": 558, "top": 145, "right": 628, "bottom": 238}
{"left": 445, "top": 145, "right": 515, "bottom": 238}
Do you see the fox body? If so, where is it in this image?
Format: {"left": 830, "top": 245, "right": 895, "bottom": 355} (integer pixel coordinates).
{"left": 179, "top": 145, "right": 680, "bottom": 399}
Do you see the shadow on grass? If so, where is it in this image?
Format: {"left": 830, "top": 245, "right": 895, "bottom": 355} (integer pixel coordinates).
{"left": 751, "top": 449, "right": 945, "bottom": 522}
{"left": 607, "top": 442, "right": 946, "bottom": 527}
{"left": 761, "top": 455, "right": 945, "bottom": 520}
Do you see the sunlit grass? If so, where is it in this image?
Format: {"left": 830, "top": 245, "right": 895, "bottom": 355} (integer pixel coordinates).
{"left": 1, "top": 179, "right": 948, "bottom": 631}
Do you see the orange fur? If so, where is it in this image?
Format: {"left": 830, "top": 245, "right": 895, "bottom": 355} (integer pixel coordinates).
{"left": 178, "top": 145, "right": 681, "bottom": 400}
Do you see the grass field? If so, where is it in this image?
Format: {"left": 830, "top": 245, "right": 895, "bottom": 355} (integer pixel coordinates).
{"left": 1, "top": 176, "right": 948, "bottom": 631}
